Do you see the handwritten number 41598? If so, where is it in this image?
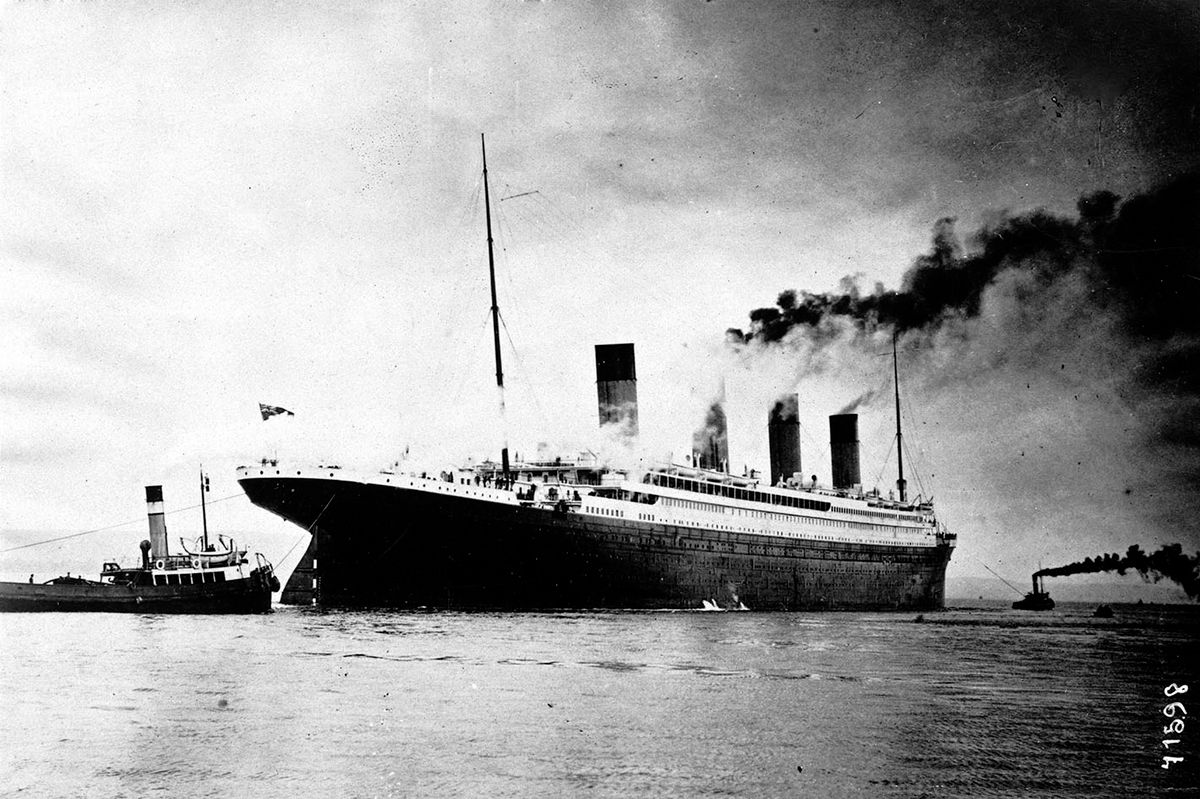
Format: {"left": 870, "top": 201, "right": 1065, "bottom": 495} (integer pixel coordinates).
{"left": 1162, "top": 683, "right": 1188, "bottom": 770}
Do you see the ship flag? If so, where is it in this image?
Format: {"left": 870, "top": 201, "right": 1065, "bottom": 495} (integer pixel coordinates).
{"left": 259, "top": 403, "right": 294, "bottom": 420}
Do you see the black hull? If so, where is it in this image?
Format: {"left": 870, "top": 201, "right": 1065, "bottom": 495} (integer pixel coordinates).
{"left": 1012, "top": 594, "right": 1056, "bottom": 611}
{"left": 241, "top": 475, "right": 952, "bottom": 611}
{"left": 0, "top": 570, "right": 274, "bottom": 614}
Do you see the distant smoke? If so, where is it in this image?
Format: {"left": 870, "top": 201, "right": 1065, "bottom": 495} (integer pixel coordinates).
{"left": 1037, "top": 544, "right": 1200, "bottom": 600}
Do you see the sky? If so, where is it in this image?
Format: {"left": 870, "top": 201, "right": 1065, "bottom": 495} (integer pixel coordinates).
{"left": 2, "top": 0, "right": 1198, "bottom": 595}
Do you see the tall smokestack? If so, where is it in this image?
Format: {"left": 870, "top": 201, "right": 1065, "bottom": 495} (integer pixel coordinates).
{"left": 595, "top": 343, "right": 638, "bottom": 438}
{"left": 693, "top": 379, "right": 728, "bottom": 471}
{"left": 145, "top": 485, "right": 168, "bottom": 560}
{"left": 692, "top": 401, "right": 728, "bottom": 471}
{"left": 829, "top": 414, "right": 861, "bottom": 490}
{"left": 768, "top": 394, "right": 802, "bottom": 486}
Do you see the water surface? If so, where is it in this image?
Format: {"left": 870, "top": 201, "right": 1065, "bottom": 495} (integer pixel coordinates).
{"left": 1, "top": 602, "right": 1195, "bottom": 797}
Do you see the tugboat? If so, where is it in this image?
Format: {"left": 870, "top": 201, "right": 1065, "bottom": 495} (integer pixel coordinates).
{"left": 1012, "top": 573, "right": 1055, "bottom": 611}
{"left": 0, "top": 477, "right": 280, "bottom": 614}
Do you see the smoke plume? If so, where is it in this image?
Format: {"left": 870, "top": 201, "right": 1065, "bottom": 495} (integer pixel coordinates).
{"left": 730, "top": 173, "right": 1200, "bottom": 352}
{"left": 1037, "top": 544, "right": 1200, "bottom": 600}
{"left": 726, "top": 171, "right": 1200, "bottom": 577}
{"left": 692, "top": 401, "right": 729, "bottom": 470}
{"left": 836, "top": 388, "right": 880, "bottom": 416}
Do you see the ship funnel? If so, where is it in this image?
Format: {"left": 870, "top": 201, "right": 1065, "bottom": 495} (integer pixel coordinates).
{"left": 146, "top": 485, "right": 169, "bottom": 560}
{"left": 692, "top": 383, "right": 728, "bottom": 472}
{"left": 829, "top": 414, "right": 861, "bottom": 490}
{"left": 768, "top": 394, "right": 802, "bottom": 486}
{"left": 595, "top": 343, "right": 638, "bottom": 439}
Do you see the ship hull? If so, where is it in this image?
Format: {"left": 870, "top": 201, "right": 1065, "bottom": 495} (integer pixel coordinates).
{"left": 1012, "top": 594, "right": 1055, "bottom": 611}
{"left": 241, "top": 475, "right": 951, "bottom": 611}
{"left": 0, "top": 571, "right": 274, "bottom": 614}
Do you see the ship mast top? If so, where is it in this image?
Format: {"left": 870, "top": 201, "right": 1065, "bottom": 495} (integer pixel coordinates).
{"left": 199, "top": 469, "right": 210, "bottom": 549}
{"left": 893, "top": 329, "right": 907, "bottom": 503}
{"left": 481, "top": 134, "right": 510, "bottom": 481}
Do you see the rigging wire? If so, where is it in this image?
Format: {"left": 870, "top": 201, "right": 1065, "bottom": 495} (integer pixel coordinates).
{"left": 497, "top": 310, "right": 551, "bottom": 434}
{"left": 865, "top": 389, "right": 894, "bottom": 490}
{"left": 798, "top": 422, "right": 826, "bottom": 480}
{"left": 267, "top": 491, "right": 337, "bottom": 575}
{"left": 443, "top": 307, "right": 497, "bottom": 412}
{"left": 482, "top": 173, "right": 572, "bottom": 439}
{"left": 276, "top": 531, "right": 312, "bottom": 572}
{"left": 976, "top": 558, "right": 1027, "bottom": 597}
{"left": 500, "top": 190, "right": 539, "bottom": 202}
{"left": 900, "top": 383, "right": 937, "bottom": 499}
{"left": 858, "top": 354, "right": 899, "bottom": 492}
{"left": 0, "top": 492, "right": 247, "bottom": 555}
{"left": 902, "top": 435, "right": 928, "bottom": 499}
{"left": 490, "top": 190, "right": 529, "bottom": 336}
{"left": 424, "top": 172, "right": 490, "bottom": 404}
{"left": 876, "top": 340, "right": 935, "bottom": 500}
{"left": 871, "top": 435, "right": 897, "bottom": 491}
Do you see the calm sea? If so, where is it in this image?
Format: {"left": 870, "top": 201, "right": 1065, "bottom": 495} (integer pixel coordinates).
{"left": 1, "top": 601, "right": 1196, "bottom": 798}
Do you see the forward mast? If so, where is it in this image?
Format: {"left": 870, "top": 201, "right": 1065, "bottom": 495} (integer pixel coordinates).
{"left": 481, "top": 134, "right": 510, "bottom": 482}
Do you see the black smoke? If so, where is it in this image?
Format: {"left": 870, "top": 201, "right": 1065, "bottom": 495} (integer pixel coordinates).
{"left": 692, "top": 401, "right": 729, "bottom": 470}
{"left": 1037, "top": 543, "right": 1200, "bottom": 600}
{"left": 731, "top": 172, "right": 1200, "bottom": 345}
{"left": 725, "top": 171, "right": 1200, "bottom": 577}
{"left": 728, "top": 171, "right": 1200, "bottom": 444}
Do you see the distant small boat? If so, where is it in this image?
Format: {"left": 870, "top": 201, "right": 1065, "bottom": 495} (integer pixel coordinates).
{"left": 0, "top": 477, "right": 279, "bottom": 614}
{"left": 1093, "top": 604, "right": 1114, "bottom": 618}
{"left": 1012, "top": 574, "right": 1055, "bottom": 611}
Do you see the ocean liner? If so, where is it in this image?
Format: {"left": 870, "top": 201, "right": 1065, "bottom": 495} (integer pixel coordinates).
{"left": 237, "top": 136, "right": 955, "bottom": 610}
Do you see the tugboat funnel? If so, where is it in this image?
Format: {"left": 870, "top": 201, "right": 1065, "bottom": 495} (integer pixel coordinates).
{"left": 146, "top": 485, "right": 169, "bottom": 560}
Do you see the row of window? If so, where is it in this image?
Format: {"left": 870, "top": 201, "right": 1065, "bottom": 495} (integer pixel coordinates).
{"left": 646, "top": 473, "right": 832, "bottom": 512}
{"left": 605, "top": 499, "right": 930, "bottom": 547}
{"left": 153, "top": 571, "right": 227, "bottom": 586}
{"left": 844, "top": 506, "right": 904, "bottom": 522}
{"left": 645, "top": 473, "right": 926, "bottom": 524}
{"left": 661, "top": 498, "right": 927, "bottom": 539}
{"left": 582, "top": 496, "right": 931, "bottom": 548}
{"left": 662, "top": 498, "right": 853, "bottom": 528}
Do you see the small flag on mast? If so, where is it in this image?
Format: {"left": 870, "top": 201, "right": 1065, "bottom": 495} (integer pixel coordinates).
{"left": 259, "top": 403, "right": 294, "bottom": 420}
